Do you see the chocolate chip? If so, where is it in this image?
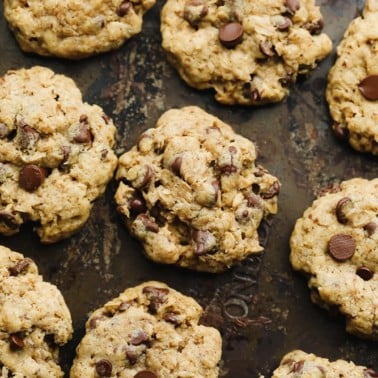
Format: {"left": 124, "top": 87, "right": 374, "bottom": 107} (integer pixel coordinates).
{"left": 143, "top": 286, "right": 169, "bottom": 313}
{"left": 61, "top": 145, "right": 71, "bottom": 163}
{"left": 163, "top": 312, "right": 181, "bottom": 325}
{"left": 0, "top": 211, "right": 19, "bottom": 229}
{"left": 79, "top": 114, "right": 88, "bottom": 123}
{"left": 279, "top": 73, "right": 295, "bottom": 87}
{"left": 95, "top": 359, "right": 112, "bottom": 377}
{"left": 219, "top": 146, "right": 238, "bottom": 175}
{"left": 285, "top": 0, "right": 300, "bottom": 15}
{"left": 259, "top": 40, "right": 275, "bottom": 57}
{"left": 0, "top": 123, "right": 8, "bottom": 138}
{"left": 333, "top": 123, "right": 349, "bottom": 140}
{"left": 358, "top": 75, "right": 378, "bottom": 101}
{"left": 276, "top": 17, "right": 292, "bottom": 31}
{"left": 129, "top": 197, "right": 147, "bottom": 215}
{"left": 136, "top": 214, "right": 159, "bottom": 233}
{"left": 19, "top": 124, "right": 40, "bottom": 150}
{"left": 328, "top": 234, "right": 356, "bottom": 261}
{"left": 250, "top": 87, "right": 261, "bottom": 102}
{"left": 247, "top": 192, "right": 262, "bottom": 208}
{"left": 364, "top": 222, "right": 377, "bottom": 236}
{"left": 118, "top": 301, "right": 131, "bottom": 312}
{"left": 364, "top": 368, "right": 378, "bottom": 378}
{"left": 117, "top": 0, "right": 131, "bottom": 16}
{"left": 356, "top": 266, "right": 374, "bottom": 281}
{"left": 130, "top": 330, "right": 149, "bottom": 346}
{"left": 136, "top": 165, "right": 153, "bottom": 188}
{"left": 171, "top": 156, "right": 182, "bottom": 176}
{"left": 290, "top": 360, "right": 304, "bottom": 373}
{"left": 89, "top": 316, "right": 105, "bottom": 329}
{"left": 8, "top": 258, "right": 31, "bottom": 276}
{"left": 102, "top": 113, "right": 110, "bottom": 124}
{"left": 19, "top": 164, "right": 47, "bottom": 192}
{"left": 9, "top": 334, "right": 24, "bottom": 350}
{"left": 73, "top": 123, "right": 92, "bottom": 143}
{"left": 184, "top": 0, "right": 208, "bottom": 27}
{"left": 192, "top": 230, "right": 216, "bottom": 255}
{"left": 126, "top": 349, "right": 139, "bottom": 365}
{"left": 303, "top": 19, "right": 324, "bottom": 35}
{"left": 134, "top": 371, "right": 157, "bottom": 378}
{"left": 335, "top": 197, "right": 352, "bottom": 224}
{"left": 219, "top": 22, "right": 244, "bottom": 48}
{"left": 260, "top": 181, "right": 280, "bottom": 199}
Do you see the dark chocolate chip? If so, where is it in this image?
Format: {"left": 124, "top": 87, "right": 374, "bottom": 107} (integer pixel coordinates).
{"left": 137, "top": 165, "right": 153, "bottom": 188}
{"left": 19, "top": 164, "right": 47, "bottom": 192}
{"left": 192, "top": 230, "right": 215, "bottom": 255}
{"left": 73, "top": 123, "right": 92, "bottom": 143}
{"left": 89, "top": 316, "right": 105, "bottom": 329}
{"left": 171, "top": 156, "right": 182, "bottom": 176}
{"left": 79, "top": 114, "right": 88, "bottom": 123}
{"left": 129, "top": 197, "right": 147, "bottom": 215}
{"left": 19, "top": 124, "right": 40, "bottom": 150}
{"left": 335, "top": 197, "right": 352, "bottom": 224}
{"left": 290, "top": 360, "right": 304, "bottom": 373}
{"left": 356, "top": 266, "right": 374, "bottom": 281}
{"left": 303, "top": 19, "right": 324, "bottom": 35}
{"left": 260, "top": 181, "right": 280, "bottom": 199}
{"left": 364, "top": 368, "right": 378, "bottom": 378}
{"left": 247, "top": 192, "right": 261, "bottom": 208}
{"left": 134, "top": 371, "right": 157, "bottom": 378}
{"left": 126, "top": 349, "right": 139, "bottom": 365}
{"left": 219, "top": 146, "right": 238, "bottom": 175}
{"left": 136, "top": 214, "right": 159, "bottom": 233}
{"left": 184, "top": 0, "right": 208, "bottom": 27}
{"left": 358, "top": 75, "right": 378, "bottom": 101}
{"left": 163, "top": 312, "right": 181, "bottom": 325}
{"left": 276, "top": 17, "right": 292, "bottom": 31}
{"left": 143, "top": 286, "right": 169, "bottom": 314}
{"left": 364, "top": 222, "right": 377, "bottom": 236}
{"left": 259, "top": 40, "right": 275, "bottom": 57}
{"left": 118, "top": 301, "right": 131, "bottom": 312}
{"left": 0, "top": 123, "right": 8, "bottom": 138}
{"left": 130, "top": 330, "right": 149, "bottom": 346}
{"left": 0, "top": 211, "right": 19, "bottom": 229}
{"left": 285, "top": 0, "right": 300, "bottom": 14}
{"left": 117, "top": 0, "right": 131, "bottom": 17}
{"left": 328, "top": 234, "right": 356, "bottom": 261}
{"left": 95, "top": 359, "right": 112, "bottom": 377}
{"left": 219, "top": 22, "right": 244, "bottom": 48}
{"left": 8, "top": 258, "right": 31, "bottom": 276}
{"left": 9, "top": 334, "right": 24, "bottom": 350}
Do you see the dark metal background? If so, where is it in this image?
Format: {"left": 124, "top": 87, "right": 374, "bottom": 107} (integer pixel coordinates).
{"left": 0, "top": 1, "right": 377, "bottom": 377}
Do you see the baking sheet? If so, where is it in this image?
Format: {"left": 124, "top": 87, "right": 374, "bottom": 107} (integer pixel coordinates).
{"left": 0, "top": 1, "right": 377, "bottom": 377}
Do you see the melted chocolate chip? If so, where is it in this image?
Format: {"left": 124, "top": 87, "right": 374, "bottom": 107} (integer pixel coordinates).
{"left": 137, "top": 165, "right": 153, "bottom": 188}
{"left": 73, "top": 123, "right": 92, "bottom": 143}
{"left": 219, "top": 22, "right": 244, "bottom": 48}
{"left": 61, "top": 145, "right": 71, "bottom": 164}
{"left": 163, "top": 312, "right": 181, "bottom": 325}
{"left": 8, "top": 258, "right": 31, "bottom": 276}
{"left": 95, "top": 359, "right": 112, "bottom": 377}
{"left": 260, "top": 181, "right": 280, "bottom": 199}
{"left": 143, "top": 286, "right": 169, "bottom": 314}
{"left": 290, "top": 360, "right": 304, "bottom": 373}
{"left": 356, "top": 266, "right": 374, "bottom": 281}
{"left": 19, "top": 124, "right": 39, "bottom": 150}
{"left": 129, "top": 197, "right": 147, "bottom": 215}
{"left": 134, "top": 371, "right": 157, "bottom": 378}
{"left": 118, "top": 301, "right": 131, "bottom": 312}
{"left": 171, "top": 156, "right": 182, "bottom": 176}
{"left": 259, "top": 40, "right": 275, "bottom": 57}
{"left": 136, "top": 214, "right": 159, "bottom": 233}
{"left": 117, "top": 1, "right": 131, "bottom": 16}
{"left": 126, "top": 349, "right": 139, "bottom": 365}
{"left": 364, "top": 222, "right": 377, "bottom": 236}
{"left": 9, "top": 334, "right": 24, "bottom": 350}
{"left": 285, "top": 0, "right": 300, "bottom": 14}
{"left": 276, "top": 17, "right": 292, "bottom": 31}
{"left": 335, "top": 197, "right": 352, "bottom": 224}
{"left": 192, "top": 230, "right": 216, "bottom": 255}
{"left": 130, "top": 330, "right": 149, "bottom": 346}
{"left": 358, "top": 75, "right": 378, "bottom": 101}
{"left": 328, "top": 234, "right": 356, "bottom": 261}
{"left": 19, "top": 164, "right": 47, "bottom": 192}
{"left": 0, "top": 211, "right": 19, "bottom": 229}
{"left": 184, "top": 0, "right": 208, "bottom": 27}
{"left": 303, "top": 19, "right": 324, "bottom": 35}
{"left": 364, "top": 368, "right": 378, "bottom": 378}
{"left": 247, "top": 192, "right": 262, "bottom": 208}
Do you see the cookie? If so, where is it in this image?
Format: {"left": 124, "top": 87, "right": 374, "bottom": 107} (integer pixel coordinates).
{"left": 272, "top": 350, "right": 378, "bottom": 377}
{"left": 290, "top": 178, "right": 378, "bottom": 339}
{"left": 0, "top": 245, "right": 73, "bottom": 377}
{"left": 161, "top": 0, "right": 332, "bottom": 105}
{"left": 326, "top": 0, "right": 378, "bottom": 155}
{"left": 70, "top": 281, "right": 222, "bottom": 378}
{"left": 0, "top": 66, "right": 117, "bottom": 243}
{"left": 4, "top": 0, "right": 156, "bottom": 59}
{"left": 114, "top": 106, "right": 280, "bottom": 273}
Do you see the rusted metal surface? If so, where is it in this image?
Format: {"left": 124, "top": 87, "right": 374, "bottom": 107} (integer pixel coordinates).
{"left": 0, "top": 1, "right": 377, "bottom": 377}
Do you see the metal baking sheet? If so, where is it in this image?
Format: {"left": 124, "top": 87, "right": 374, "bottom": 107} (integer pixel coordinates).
{"left": 0, "top": 1, "right": 377, "bottom": 377}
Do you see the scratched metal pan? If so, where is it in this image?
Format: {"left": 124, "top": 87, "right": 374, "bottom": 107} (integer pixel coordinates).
{"left": 0, "top": 0, "right": 377, "bottom": 377}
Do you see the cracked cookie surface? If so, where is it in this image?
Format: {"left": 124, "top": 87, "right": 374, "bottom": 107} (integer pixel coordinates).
{"left": 0, "top": 245, "right": 73, "bottom": 377}
{"left": 272, "top": 350, "right": 378, "bottom": 377}
{"left": 70, "top": 281, "right": 222, "bottom": 378}
{"left": 326, "top": 0, "right": 378, "bottom": 155}
{"left": 4, "top": 0, "right": 156, "bottom": 59}
{"left": 115, "top": 106, "right": 280, "bottom": 273}
{"left": 290, "top": 178, "right": 378, "bottom": 339}
{"left": 0, "top": 66, "right": 117, "bottom": 243}
{"left": 161, "top": 0, "right": 332, "bottom": 105}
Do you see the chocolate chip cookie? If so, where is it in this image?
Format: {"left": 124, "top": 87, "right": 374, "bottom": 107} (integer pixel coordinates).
{"left": 0, "top": 245, "right": 73, "bottom": 377}
{"left": 161, "top": 0, "right": 332, "bottom": 105}
{"left": 326, "top": 0, "right": 378, "bottom": 155}
{"left": 272, "top": 350, "right": 378, "bottom": 377}
{"left": 70, "top": 281, "right": 222, "bottom": 378}
{"left": 0, "top": 66, "right": 117, "bottom": 243}
{"left": 115, "top": 106, "right": 280, "bottom": 273}
{"left": 290, "top": 178, "right": 378, "bottom": 339}
{"left": 4, "top": 0, "right": 156, "bottom": 59}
